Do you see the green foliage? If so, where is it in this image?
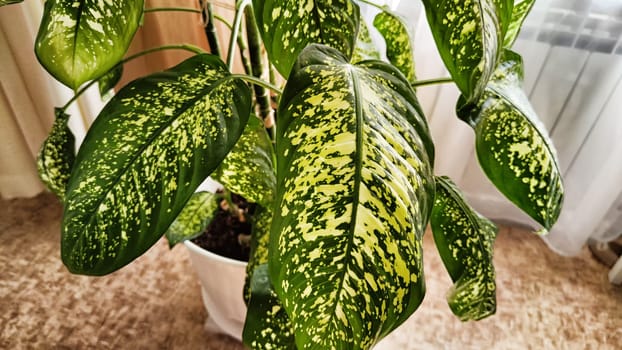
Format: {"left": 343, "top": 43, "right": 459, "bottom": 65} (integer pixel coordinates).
{"left": 252, "top": 0, "right": 360, "bottom": 77}
{"left": 421, "top": 0, "right": 513, "bottom": 102}
{"left": 458, "top": 51, "right": 564, "bottom": 230}
{"left": 165, "top": 192, "right": 219, "bottom": 248}
{"left": 373, "top": 10, "right": 416, "bottom": 83}
{"left": 35, "top": 0, "right": 144, "bottom": 90}
{"left": 212, "top": 115, "right": 276, "bottom": 207}
{"left": 61, "top": 54, "right": 251, "bottom": 275}
{"left": 270, "top": 44, "right": 434, "bottom": 349}
{"left": 36, "top": 108, "right": 75, "bottom": 201}
{"left": 431, "top": 176, "right": 498, "bottom": 321}
{"left": 28, "top": 0, "right": 567, "bottom": 348}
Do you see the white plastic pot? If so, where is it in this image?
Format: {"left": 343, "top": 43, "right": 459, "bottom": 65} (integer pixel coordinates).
{"left": 184, "top": 240, "right": 248, "bottom": 340}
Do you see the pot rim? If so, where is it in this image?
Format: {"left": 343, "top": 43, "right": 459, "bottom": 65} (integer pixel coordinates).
{"left": 183, "top": 240, "right": 248, "bottom": 267}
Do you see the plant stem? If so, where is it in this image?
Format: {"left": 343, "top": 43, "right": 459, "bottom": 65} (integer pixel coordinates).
{"left": 226, "top": 0, "right": 252, "bottom": 69}
{"left": 144, "top": 7, "right": 201, "bottom": 14}
{"left": 244, "top": 6, "right": 272, "bottom": 122}
{"left": 230, "top": 74, "right": 283, "bottom": 95}
{"left": 199, "top": 1, "right": 222, "bottom": 57}
{"left": 411, "top": 77, "right": 454, "bottom": 88}
{"left": 62, "top": 44, "right": 206, "bottom": 111}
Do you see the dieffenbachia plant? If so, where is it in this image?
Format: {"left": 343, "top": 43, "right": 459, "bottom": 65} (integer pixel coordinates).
{"left": 8, "top": 0, "right": 564, "bottom": 347}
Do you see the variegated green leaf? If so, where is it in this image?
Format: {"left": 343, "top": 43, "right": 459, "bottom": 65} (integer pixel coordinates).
{"left": 457, "top": 50, "right": 564, "bottom": 231}
{"left": 98, "top": 65, "right": 123, "bottom": 97}
{"left": 243, "top": 264, "right": 296, "bottom": 350}
{"left": 35, "top": 0, "right": 144, "bottom": 89}
{"left": 0, "top": 0, "right": 23, "bottom": 7}
{"left": 373, "top": 10, "right": 416, "bottom": 83}
{"left": 503, "top": 0, "right": 535, "bottom": 48}
{"left": 252, "top": 0, "right": 360, "bottom": 77}
{"left": 431, "top": 176, "right": 498, "bottom": 321}
{"left": 165, "top": 191, "right": 218, "bottom": 248}
{"left": 212, "top": 115, "right": 275, "bottom": 206}
{"left": 61, "top": 54, "right": 251, "bottom": 275}
{"left": 352, "top": 19, "right": 381, "bottom": 63}
{"left": 421, "top": 0, "right": 513, "bottom": 102}
{"left": 36, "top": 108, "right": 75, "bottom": 201}
{"left": 271, "top": 44, "right": 435, "bottom": 349}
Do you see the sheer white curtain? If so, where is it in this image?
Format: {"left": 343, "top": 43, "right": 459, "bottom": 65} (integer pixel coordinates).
{"left": 388, "top": 0, "right": 622, "bottom": 257}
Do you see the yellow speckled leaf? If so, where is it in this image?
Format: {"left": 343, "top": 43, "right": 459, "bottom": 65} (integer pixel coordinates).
{"left": 421, "top": 0, "right": 513, "bottom": 102}
{"left": 61, "top": 54, "right": 251, "bottom": 275}
{"left": 431, "top": 176, "right": 498, "bottom": 321}
{"left": 373, "top": 10, "right": 416, "bottom": 83}
{"left": 503, "top": 0, "right": 535, "bottom": 48}
{"left": 458, "top": 50, "right": 564, "bottom": 230}
{"left": 36, "top": 108, "right": 75, "bottom": 201}
{"left": 165, "top": 192, "right": 218, "bottom": 248}
{"left": 252, "top": 0, "right": 360, "bottom": 77}
{"left": 212, "top": 115, "right": 276, "bottom": 206}
{"left": 35, "top": 0, "right": 143, "bottom": 89}
{"left": 271, "top": 44, "right": 435, "bottom": 349}
{"left": 352, "top": 19, "right": 381, "bottom": 63}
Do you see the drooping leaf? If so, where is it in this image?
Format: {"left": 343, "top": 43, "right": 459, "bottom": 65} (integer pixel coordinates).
{"left": 212, "top": 115, "right": 275, "bottom": 206}
{"left": 503, "top": 0, "right": 535, "bottom": 48}
{"left": 61, "top": 54, "right": 251, "bottom": 275}
{"left": 352, "top": 19, "right": 381, "bottom": 63}
{"left": 37, "top": 108, "right": 75, "bottom": 201}
{"left": 271, "top": 44, "right": 435, "bottom": 349}
{"left": 421, "top": 0, "right": 513, "bottom": 102}
{"left": 243, "top": 264, "right": 296, "bottom": 350}
{"left": 0, "top": 0, "right": 23, "bottom": 7}
{"left": 35, "top": 0, "right": 144, "bottom": 89}
{"left": 252, "top": 0, "right": 360, "bottom": 77}
{"left": 98, "top": 65, "right": 124, "bottom": 97}
{"left": 373, "top": 10, "right": 416, "bottom": 83}
{"left": 457, "top": 50, "right": 564, "bottom": 230}
{"left": 165, "top": 191, "right": 218, "bottom": 248}
{"left": 431, "top": 176, "right": 498, "bottom": 321}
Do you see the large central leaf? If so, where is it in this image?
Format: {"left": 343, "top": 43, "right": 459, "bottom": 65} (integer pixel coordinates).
{"left": 61, "top": 54, "right": 251, "bottom": 275}
{"left": 270, "top": 44, "right": 435, "bottom": 349}
{"left": 35, "top": 0, "right": 144, "bottom": 89}
{"left": 252, "top": 0, "right": 360, "bottom": 77}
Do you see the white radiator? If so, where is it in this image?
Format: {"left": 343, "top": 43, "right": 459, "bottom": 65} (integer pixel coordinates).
{"left": 392, "top": 0, "right": 622, "bottom": 281}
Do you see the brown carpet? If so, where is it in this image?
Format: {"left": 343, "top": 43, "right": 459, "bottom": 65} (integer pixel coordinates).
{"left": 1, "top": 193, "right": 620, "bottom": 349}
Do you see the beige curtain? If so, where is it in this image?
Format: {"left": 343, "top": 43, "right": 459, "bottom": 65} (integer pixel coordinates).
{"left": 0, "top": 0, "right": 235, "bottom": 199}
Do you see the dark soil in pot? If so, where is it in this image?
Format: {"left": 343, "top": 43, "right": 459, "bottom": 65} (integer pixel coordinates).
{"left": 191, "top": 192, "right": 254, "bottom": 262}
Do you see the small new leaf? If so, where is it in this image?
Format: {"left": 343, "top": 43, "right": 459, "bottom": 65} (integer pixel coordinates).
{"left": 244, "top": 205, "right": 273, "bottom": 303}
{"left": 37, "top": 108, "right": 75, "bottom": 201}
{"left": 61, "top": 54, "right": 251, "bottom": 275}
{"left": 458, "top": 50, "right": 564, "bottom": 230}
{"left": 373, "top": 10, "right": 416, "bottom": 83}
{"left": 212, "top": 115, "right": 276, "bottom": 207}
{"left": 165, "top": 192, "right": 218, "bottom": 248}
{"left": 431, "top": 176, "right": 498, "bottom": 321}
{"left": 253, "top": 0, "right": 360, "bottom": 77}
{"left": 35, "top": 0, "right": 143, "bottom": 89}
